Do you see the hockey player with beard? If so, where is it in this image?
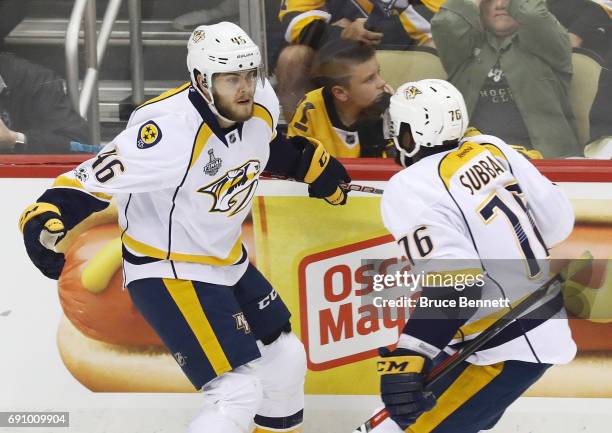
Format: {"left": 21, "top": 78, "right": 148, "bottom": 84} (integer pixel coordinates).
{"left": 18, "top": 22, "right": 351, "bottom": 433}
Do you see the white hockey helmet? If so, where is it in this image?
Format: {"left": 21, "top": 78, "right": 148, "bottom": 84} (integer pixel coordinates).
{"left": 186, "top": 22, "right": 263, "bottom": 115}
{"left": 388, "top": 79, "right": 468, "bottom": 159}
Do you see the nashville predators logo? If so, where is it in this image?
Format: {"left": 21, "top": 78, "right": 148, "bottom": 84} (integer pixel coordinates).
{"left": 404, "top": 86, "right": 422, "bottom": 100}
{"left": 198, "top": 160, "right": 261, "bottom": 216}
{"left": 191, "top": 30, "right": 205, "bottom": 43}
{"left": 137, "top": 121, "right": 162, "bottom": 149}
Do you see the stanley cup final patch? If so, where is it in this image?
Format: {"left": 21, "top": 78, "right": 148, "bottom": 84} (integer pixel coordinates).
{"left": 204, "top": 149, "right": 223, "bottom": 176}
{"left": 137, "top": 121, "right": 163, "bottom": 149}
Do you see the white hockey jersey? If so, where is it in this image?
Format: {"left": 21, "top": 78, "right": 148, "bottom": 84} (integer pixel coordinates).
{"left": 381, "top": 133, "right": 577, "bottom": 365}
{"left": 54, "top": 80, "right": 279, "bottom": 286}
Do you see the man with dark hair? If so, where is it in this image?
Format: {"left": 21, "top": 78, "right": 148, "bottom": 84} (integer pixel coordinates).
{"left": 18, "top": 22, "right": 351, "bottom": 433}
{"left": 0, "top": 53, "right": 90, "bottom": 153}
{"left": 287, "top": 40, "right": 393, "bottom": 157}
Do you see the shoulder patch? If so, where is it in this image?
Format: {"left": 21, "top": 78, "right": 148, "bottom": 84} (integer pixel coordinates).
{"left": 137, "top": 121, "right": 163, "bottom": 149}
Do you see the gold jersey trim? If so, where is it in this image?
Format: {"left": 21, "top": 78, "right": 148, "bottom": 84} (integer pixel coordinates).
{"left": 189, "top": 124, "right": 214, "bottom": 169}
{"left": 137, "top": 82, "right": 191, "bottom": 110}
{"left": 123, "top": 233, "right": 244, "bottom": 266}
{"left": 407, "top": 362, "right": 505, "bottom": 432}
{"left": 438, "top": 141, "right": 487, "bottom": 188}
{"left": 52, "top": 175, "right": 113, "bottom": 201}
{"left": 253, "top": 103, "right": 274, "bottom": 132}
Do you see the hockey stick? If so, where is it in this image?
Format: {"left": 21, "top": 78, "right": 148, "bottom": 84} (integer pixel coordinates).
{"left": 352, "top": 251, "right": 593, "bottom": 433}
{"left": 261, "top": 172, "right": 384, "bottom": 195}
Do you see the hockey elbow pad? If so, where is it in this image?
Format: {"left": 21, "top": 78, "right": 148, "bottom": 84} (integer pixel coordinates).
{"left": 18, "top": 202, "right": 66, "bottom": 280}
{"left": 510, "top": 145, "right": 544, "bottom": 160}
{"left": 294, "top": 136, "right": 351, "bottom": 205}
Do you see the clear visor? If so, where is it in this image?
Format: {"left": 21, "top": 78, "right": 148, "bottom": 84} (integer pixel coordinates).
{"left": 211, "top": 65, "right": 265, "bottom": 94}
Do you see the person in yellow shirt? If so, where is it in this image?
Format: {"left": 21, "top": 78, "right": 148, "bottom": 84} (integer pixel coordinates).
{"left": 287, "top": 40, "right": 394, "bottom": 157}
{"left": 276, "top": 0, "right": 445, "bottom": 118}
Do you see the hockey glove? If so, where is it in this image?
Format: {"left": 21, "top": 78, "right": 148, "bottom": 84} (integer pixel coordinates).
{"left": 295, "top": 137, "right": 351, "bottom": 205}
{"left": 378, "top": 347, "right": 436, "bottom": 429}
{"left": 18, "top": 203, "right": 66, "bottom": 280}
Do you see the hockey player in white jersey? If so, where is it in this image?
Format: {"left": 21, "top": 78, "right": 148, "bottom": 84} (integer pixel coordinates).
{"left": 18, "top": 22, "right": 352, "bottom": 433}
{"left": 371, "top": 79, "right": 576, "bottom": 433}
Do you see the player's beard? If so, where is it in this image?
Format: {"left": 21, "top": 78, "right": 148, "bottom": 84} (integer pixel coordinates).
{"left": 355, "top": 92, "right": 391, "bottom": 123}
{"left": 213, "top": 90, "right": 254, "bottom": 122}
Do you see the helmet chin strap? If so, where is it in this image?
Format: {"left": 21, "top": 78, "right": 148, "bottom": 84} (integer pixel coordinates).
{"left": 207, "top": 98, "right": 236, "bottom": 126}
{"left": 397, "top": 153, "right": 412, "bottom": 168}
{"left": 192, "top": 76, "right": 236, "bottom": 125}
{"left": 393, "top": 133, "right": 420, "bottom": 166}
{"left": 392, "top": 137, "right": 409, "bottom": 168}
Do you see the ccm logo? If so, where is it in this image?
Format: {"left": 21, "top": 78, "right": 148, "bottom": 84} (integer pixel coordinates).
{"left": 377, "top": 360, "right": 411, "bottom": 373}
{"left": 258, "top": 289, "right": 279, "bottom": 310}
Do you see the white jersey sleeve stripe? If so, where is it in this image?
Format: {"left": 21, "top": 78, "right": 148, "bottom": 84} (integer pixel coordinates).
{"left": 52, "top": 174, "right": 113, "bottom": 202}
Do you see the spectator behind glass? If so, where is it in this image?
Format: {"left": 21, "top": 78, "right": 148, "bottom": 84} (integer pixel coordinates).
{"left": 0, "top": 53, "right": 90, "bottom": 153}
{"left": 275, "top": 0, "right": 444, "bottom": 120}
{"left": 172, "top": 0, "right": 238, "bottom": 31}
{"left": 548, "top": 0, "right": 612, "bottom": 156}
{"left": 548, "top": 0, "right": 610, "bottom": 58}
{"left": 588, "top": 1, "right": 612, "bottom": 150}
{"left": 0, "top": 0, "right": 30, "bottom": 50}
{"left": 287, "top": 40, "right": 394, "bottom": 158}
{"left": 432, "top": 0, "right": 580, "bottom": 158}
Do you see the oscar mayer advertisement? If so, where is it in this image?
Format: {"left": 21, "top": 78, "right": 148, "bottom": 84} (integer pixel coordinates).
{"left": 2, "top": 159, "right": 612, "bottom": 399}
{"left": 252, "top": 191, "right": 612, "bottom": 397}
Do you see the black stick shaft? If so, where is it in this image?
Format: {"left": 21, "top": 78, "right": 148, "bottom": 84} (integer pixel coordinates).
{"left": 352, "top": 253, "right": 592, "bottom": 433}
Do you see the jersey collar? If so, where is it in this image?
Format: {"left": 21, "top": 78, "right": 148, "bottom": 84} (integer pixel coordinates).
{"left": 411, "top": 142, "right": 459, "bottom": 165}
{"left": 188, "top": 85, "right": 243, "bottom": 146}
{"left": 322, "top": 86, "right": 357, "bottom": 132}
